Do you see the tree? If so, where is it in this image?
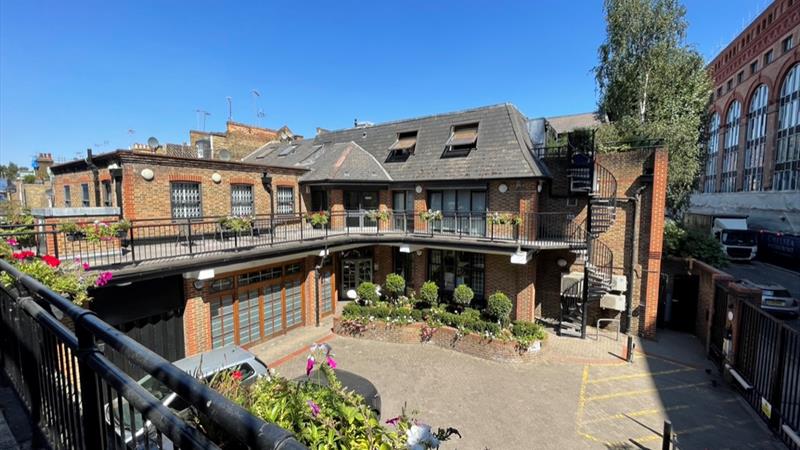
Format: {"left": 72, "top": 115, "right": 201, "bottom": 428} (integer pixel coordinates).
{"left": 0, "top": 163, "right": 20, "bottom": 182}
{"left": 595, "top": 0, "right": 712, "bottom": 213}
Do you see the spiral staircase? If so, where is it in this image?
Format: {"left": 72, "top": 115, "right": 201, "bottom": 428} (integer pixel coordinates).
{"left": 558, "top": 146, "right": 618, "bottom": 338}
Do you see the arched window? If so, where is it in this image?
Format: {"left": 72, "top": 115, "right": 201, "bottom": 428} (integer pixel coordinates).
{"left": 774, "top": 64, "right": 800, "bottom": 191}
{"left": 704, "top": 113, "right": 721, "bottom": 193}
{"left": 720, "top": 101, "right": 741, "bottom": 192}
{"left": 744, "top": 84, "right": 768, "bottom": 191}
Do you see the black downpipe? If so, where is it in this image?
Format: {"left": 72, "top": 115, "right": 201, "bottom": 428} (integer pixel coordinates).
{"left": 624, "top": 185, "right": 647, "bottom": 334}
{"left": 314, "top": 246, "right": 328, "bottom": 327}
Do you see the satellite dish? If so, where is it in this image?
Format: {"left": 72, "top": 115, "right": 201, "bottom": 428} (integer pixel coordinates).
{"left": 218, "top": 149, "right": 231, "bottom": 161}
{"left": 147, "top": 137, "right": 160, "bottom": 149}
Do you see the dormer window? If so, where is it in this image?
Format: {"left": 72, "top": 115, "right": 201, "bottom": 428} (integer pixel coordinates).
{"left": 386, "top": 131, "right": 417, "bottom": 162}
{"left": 443, "top": 123, "right": 478, "bottom": 158}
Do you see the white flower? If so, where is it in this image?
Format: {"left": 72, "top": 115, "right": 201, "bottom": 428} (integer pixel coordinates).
{"left": 406, "top": 424, "right": 439, "bottom": 449}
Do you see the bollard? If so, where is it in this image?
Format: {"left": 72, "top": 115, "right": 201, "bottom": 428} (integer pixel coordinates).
{"left": 626, "top": 335, "right": 635, "bottom": 363}
{"left": 662, "top": 420, "right": 673, "bottom": 450}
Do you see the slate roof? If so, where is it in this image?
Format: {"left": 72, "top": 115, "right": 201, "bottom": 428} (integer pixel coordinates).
{"left": 244, "top": 103, "right": 548, "bottom": 182}
{"left": 546, "top": 112, "right": 603, "bottom": 135}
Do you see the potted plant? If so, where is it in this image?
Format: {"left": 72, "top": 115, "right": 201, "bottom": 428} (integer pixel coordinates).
{"left": 308, "top": 211, "right": 329, "bottom": 228}
{"left": 365, "top": 209, "right": 390, "bottom": 222}
{"left": 58, "top": 222, "right": 84, "bottom": 241}
{"left": 84, "top": 222, "right": 115, "bottom": 243}
{"left": 219, "top": 216, "right": 252, "bottom": 233}
{"left": 112, "top": 219, "right": 132, "bottom": 238}
{"left": 418, "top": 209, "right": 443, "bottom": 222}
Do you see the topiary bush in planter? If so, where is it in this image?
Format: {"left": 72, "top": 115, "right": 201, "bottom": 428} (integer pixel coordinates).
{"left": 355, "top": 281, "right": 380, "bottom": 305}
{"left": 486, "top": 291, "right": 513, "bottom": 325}
{"left": 383, "top": 273, "right": 406, "bottom": 303}
{"left": 419, "top": 281, "right": 439, "bottom": 307}
{"left": 452, "top": 284, "right": 474, "bottom": 310}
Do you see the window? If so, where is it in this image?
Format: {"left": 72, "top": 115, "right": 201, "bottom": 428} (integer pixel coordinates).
{"left": 428, "top": 189, "right": 486, "bottom": 235}
{"left": 765, "top": 50, "right": 774, "bottom": 66}
{"left": 717, "top": 87, "right": 723, "bottom": 98}
{"left": 276, "top": 186, "right": 294, "bottom": 214}
{"left": 81, "top": 183, "right": 90, "bottom": 207}
{"left": 721, "top": 101, "right": 741, "bottom": 192}
{"left": 737, "top": 71, "right": 744, "bottom": 84}
{"left": 63, "top": 185, "right": 71, "bottom": 207}
{"left": 231, "top": 184, "right": 254, "bottom": 216}
{"left": 727, "top": 79, "right": 733, "bottom": 92}
{"left": 774, "top": 64, "right": 800, "bottom": 191}
{"left": 392, "top": 190, "right": 415, "bottom": 231}
{"left": 744, "top": 84, "right": 769, "bottom": 191}
{"left": 393, "top": 247, "right": 413, "bottom": 280}
{"left": 750, "top": 61, "right": 758, "bottom": 75}
{"left": 386, "top": 131, "right": 417, "bottom": 162}
{"left": 170, "top": 182, "right": 202, "bottom": 218}
{"left": 428, "top": 250, "right": 485, "bottom": 304}
{"left": 442, "top": 123, "right": 478, "bottom": 158}
{"left": 237, "top": 289, "right": 262, "bottom": 345}
{"left": 210, "top": 295, "right": 235, "bottom": 349}
{"left": 102, "top": 180, "right": 112, "bottom": 207}
{"left": 704, "top": 113, "right": 721, "bottom": 193}
{"left": 783, "top": 35, "right": 794, "bottom": 53}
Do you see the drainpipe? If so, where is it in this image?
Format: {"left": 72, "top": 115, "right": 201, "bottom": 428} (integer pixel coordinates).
{"left": 314, "top": 245, "right": 329, "bottom": 327}
{"left": 86, "top": 149, "right": 101, "bottom": 207}
{"left": 624, "top": 185, "right": 647, "bottom": 334}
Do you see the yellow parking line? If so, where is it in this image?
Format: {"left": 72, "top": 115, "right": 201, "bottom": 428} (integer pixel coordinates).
{"left": 621, "top": 424, "right": 715, "bottom": 446}
{"left": 587, "top": 367, "right": 694, "bottom": 384}
{"left": 580, "top": 404, "right": 689, "bottom": 425}
{"left": 584, "top": 382, "right": 707, "bottom": 401}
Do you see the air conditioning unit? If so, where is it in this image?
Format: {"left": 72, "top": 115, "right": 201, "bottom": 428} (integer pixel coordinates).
{"left": 611, "top": 275, "right": 627, "bottom": 293}
{"left": 560, "top": 272, "right": 584, "bottom": 292}
{"left": 600, "top": 293, "right": 626, "bottom": 311}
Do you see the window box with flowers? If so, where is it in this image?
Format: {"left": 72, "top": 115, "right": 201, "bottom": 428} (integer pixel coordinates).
{"left": 307, "top": 211, "right": 329, "bottom": 229}
{"left": 487, "top": 213, "right": 522, "bottom": 240}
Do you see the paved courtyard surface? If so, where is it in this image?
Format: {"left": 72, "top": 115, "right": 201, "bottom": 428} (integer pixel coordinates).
{"left": 254, "top": 328, "right": 784, "bottom": 449}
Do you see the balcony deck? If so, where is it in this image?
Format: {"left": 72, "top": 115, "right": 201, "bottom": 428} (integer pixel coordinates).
{"left": 2, "top": 212, "right": 587, "bottom": 279}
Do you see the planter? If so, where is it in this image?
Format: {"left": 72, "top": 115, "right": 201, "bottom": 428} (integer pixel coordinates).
{"left": 333, "top": 317, "right": 543, "bottom": 363}
{"left": 66, "top": 232, "right": 85, "bottom": 242}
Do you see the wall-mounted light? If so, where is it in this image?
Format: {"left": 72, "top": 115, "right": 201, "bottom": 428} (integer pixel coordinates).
{"left": 415, "top": 185, "right": 423, "bottom": 194}
{"left": 193, "top": 279, "right": 205, "bottom": 290}
{"left": 211, "top": 173, "right": 222, "bottom": 183}
{"left": 537, "top": 183, "right": 543, "bottom": 193}
{"left": 416, "top": 250, "right": 423, "bottom": 256}
{"left": 140, "top": 168, "right": 154, "bottom": 181}
{"left": 261, "top": 172, "right": 273, "bottom": 191}
{"left": 498, "top": 183, "right": 508, "bottom": 193}
{"left": 556, "top": 258, "right": 568, "bottom": 268}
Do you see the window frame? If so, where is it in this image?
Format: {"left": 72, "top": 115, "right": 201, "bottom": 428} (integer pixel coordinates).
{"left": 63, "top": 185, "right": 71, "bottom": 207}
{"left": 386, "top": 130, "right": 418, "bottom": 162}
{"left": 276, "top": 186, "right": 295, "bottom": 215}
{"left": 783, "top": 35, "right": 794, "bottom": 53}
{"left": 102, "top": 180, "right": 113, "bottom": 207}
{"left": 427, "top": 249, "right": 485, "bottom": 303}
{"left": 230, "top": 183, "right": 254, "bottom": 217}
{"left": 170, "top": 182, "right": 203, "bottom": 219}
{"left": 81, "top": 183, "right": 90, "bottom": 207}
{"left": 442, "top": 123, "right": 479, "bottom": 158}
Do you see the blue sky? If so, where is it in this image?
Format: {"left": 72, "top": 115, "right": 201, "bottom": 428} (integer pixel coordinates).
{"left": 0, "top": 0, "right": 771, "bottom": 167}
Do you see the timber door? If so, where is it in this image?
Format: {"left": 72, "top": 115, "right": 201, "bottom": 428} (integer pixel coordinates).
{"left": 284, "top": 279, "right": 304, "bottom": 329}
{"left": 320, "top": 270, "right": 334, "bottom": 316}
{"left": 263, "top": 284, "right": 283, "bottom": 337}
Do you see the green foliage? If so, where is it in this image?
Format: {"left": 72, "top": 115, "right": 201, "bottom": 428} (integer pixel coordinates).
{"left": 663, "top": 220, "right": 727, "bottom": 267}
{"left": 57, "top": 222, "right": 81, "bottom": 234}
{"left": 487, "top": 213, "right": 522, "bottom": 226}
{"left": 309, "top": 212, "right": 329, "bottom": 226}
{"left": 0, "top": 163, "right": 20, "bottom": 183}
{"left": 355, "top": 281, "right": 380, "bottom": 305}
{"left": 0, "top": 255, "right": 104, "bottom": 306}
{"left": 342, "top": 303, "right": 423, "bottom": 323}
{"left": 511, "top": 321, "right": 548, "bottom": 347}
{"left": 595, "top": 0, "right": 712, "bottom": 213}
{"left": 383, "top": 273, "right": 406, "bottom": 300}
{"left": 461, "top": 307, "right": 482, "bottom": 322}
{"left": 22, "top": 174, "right": 37, "bottom": 184}
{"left": 0, "top": 206, "right": 36, "bottom": 247}
{"left": 429, "top": 309, "right": 501, "bottom": 336}
{"left": 218, "top": 216, "right": 252, "bottom": 232}
{"left": 419, "top": 281, "right": 439, "bottom": 306}
{"left": 486, "top": 291, "right": 513, "bottom": 324}
{"left": 365, "top": 209, "right": 390, "bottom": 222}
{"left": 452, "top": 284, "right": 474, "bottom": 308}
{"left": 418, "top": 209, "right": 443, "bottom": 222}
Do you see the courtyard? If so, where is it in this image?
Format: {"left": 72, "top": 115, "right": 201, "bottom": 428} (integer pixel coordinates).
{"left": 253, "top": 325, "right": 783, "bottom": 449}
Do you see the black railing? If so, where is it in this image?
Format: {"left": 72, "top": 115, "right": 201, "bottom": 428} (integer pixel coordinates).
{"left": 0, "top": 258, "right": 306, "bottom": 450}
{"left": 733, "top": 298, "right": 800, "bottom": 449}
{"left": 0, "top": 211, "right": 585, "bottom": 269}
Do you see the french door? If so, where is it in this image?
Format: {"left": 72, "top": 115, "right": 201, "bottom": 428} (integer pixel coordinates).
{"left": 342, "top": 259, "right": 373, "bottom": 293}
{"left": 392, "top": 191, "right": 414, "bottom": 232}
{"left": 320, "top": 270, "right": 334, "bottom": 315}
{"left": 344, "top": 191, "right": 379, "bottom": 229}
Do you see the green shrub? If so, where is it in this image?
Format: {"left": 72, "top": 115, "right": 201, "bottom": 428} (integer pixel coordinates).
{"left": 486, "top": 291, "right": 513, "bottom": 324}
{"left": 384, "top": 273, "right": 406, "bottom": 300}
{"left": 355, "top": 281, "right": 380, "bottom": 305}
{"left": 461, "top": 307, "right": 481, "bottom": 322}
{"left": 512, "top": 320, "right": 547, "bottom": 346}
{"left": 432, "top": 310, "right": 501, "bottom": 336}
{"left": 664, "top": 220, "right": 728, "bottom": 267}
{"left": 419, "top": 281, "right": 439, "bottom": 306}
{"left": 341, "top": 303, "right": 422, "bottom": 323}
{"left": 452, "top": 284, "right": 474, "bottom": 308}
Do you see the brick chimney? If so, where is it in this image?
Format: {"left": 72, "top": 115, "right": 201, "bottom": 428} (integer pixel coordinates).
{"left": 35, "top": 153, "right": 54, "bottom": 181}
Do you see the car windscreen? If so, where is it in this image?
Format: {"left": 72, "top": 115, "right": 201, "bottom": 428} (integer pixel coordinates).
{"left": 722, "top": 230, "right": 756, "bottom": 246}
{"left": 764, "top": 289, "right": 792, "bottom": 298}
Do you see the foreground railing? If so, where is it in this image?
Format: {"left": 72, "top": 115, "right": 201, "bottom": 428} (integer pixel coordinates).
{"left": 0, "top": 258, "right": 305, "bottom": 450}
{"left": 0, "top": 211, "right": 585, "bottom": 269}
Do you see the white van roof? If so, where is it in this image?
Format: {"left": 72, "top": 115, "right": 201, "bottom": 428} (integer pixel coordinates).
{"left": 714, "top": 217, "right": 748, "bottom": 230}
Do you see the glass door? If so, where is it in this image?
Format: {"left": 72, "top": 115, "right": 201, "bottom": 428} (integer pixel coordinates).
{"left": 344, "top": 191, "right": 379, "bottom": 229}
{"left": 342, "top": 258, "right": 373, "bottom": 293}
{"left": 392, "top": 191, "right": 414, "bottom": 232}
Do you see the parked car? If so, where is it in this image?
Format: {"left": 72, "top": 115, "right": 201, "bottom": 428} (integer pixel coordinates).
{"left": 739, "top": 279, "right": 799, "bottom": 318}
{"left": 105, "top": 345, "right": 381, "bottom": 449}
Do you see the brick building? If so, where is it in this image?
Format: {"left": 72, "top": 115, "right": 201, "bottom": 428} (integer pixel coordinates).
{"left": 189, "top": 121, "right": 298, "bottom": 162}
{"left": 44, "top": 104, "right": 667, "bottom": 359}
{"left": 692, "top": 0, "right": 800, "bottom": 234}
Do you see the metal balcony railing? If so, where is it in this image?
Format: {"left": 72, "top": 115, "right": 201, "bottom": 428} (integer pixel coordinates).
{"left": 0, "top": 258, "right": 305, "bottom": 450}
{"left": 0, "top": 211, "right": 586, "bottom": 270}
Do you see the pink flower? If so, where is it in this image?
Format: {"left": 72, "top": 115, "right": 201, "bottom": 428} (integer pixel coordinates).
{"left": 326, "top": 356, "right": 337, "bottom": 369}
{"left": 95, "top": 271, "right": 113, "bottom": 287}
{"left": 42, "top": 255, "right": 61, "bottom": 268}
{"left": 5, "top": 238, "right": 18, "bottom": 247}
{"left": 82, "top": 262, "right": 90, "bottom": 270}
{"left": 231, "top": 370, "right": 243, "bottom": 381}
{"left": 12, "top": 251, "right": 34, "bottom": 260}
{"left": 307, "top": 400, "right": 320, "bottom": 417}
{"left": 305, "top": 356, "right": 315, "bottom": 377}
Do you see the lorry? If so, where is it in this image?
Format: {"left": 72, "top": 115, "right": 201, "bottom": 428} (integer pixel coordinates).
{"left": 685, "top": 214, "right": 758, "bottom": 261}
